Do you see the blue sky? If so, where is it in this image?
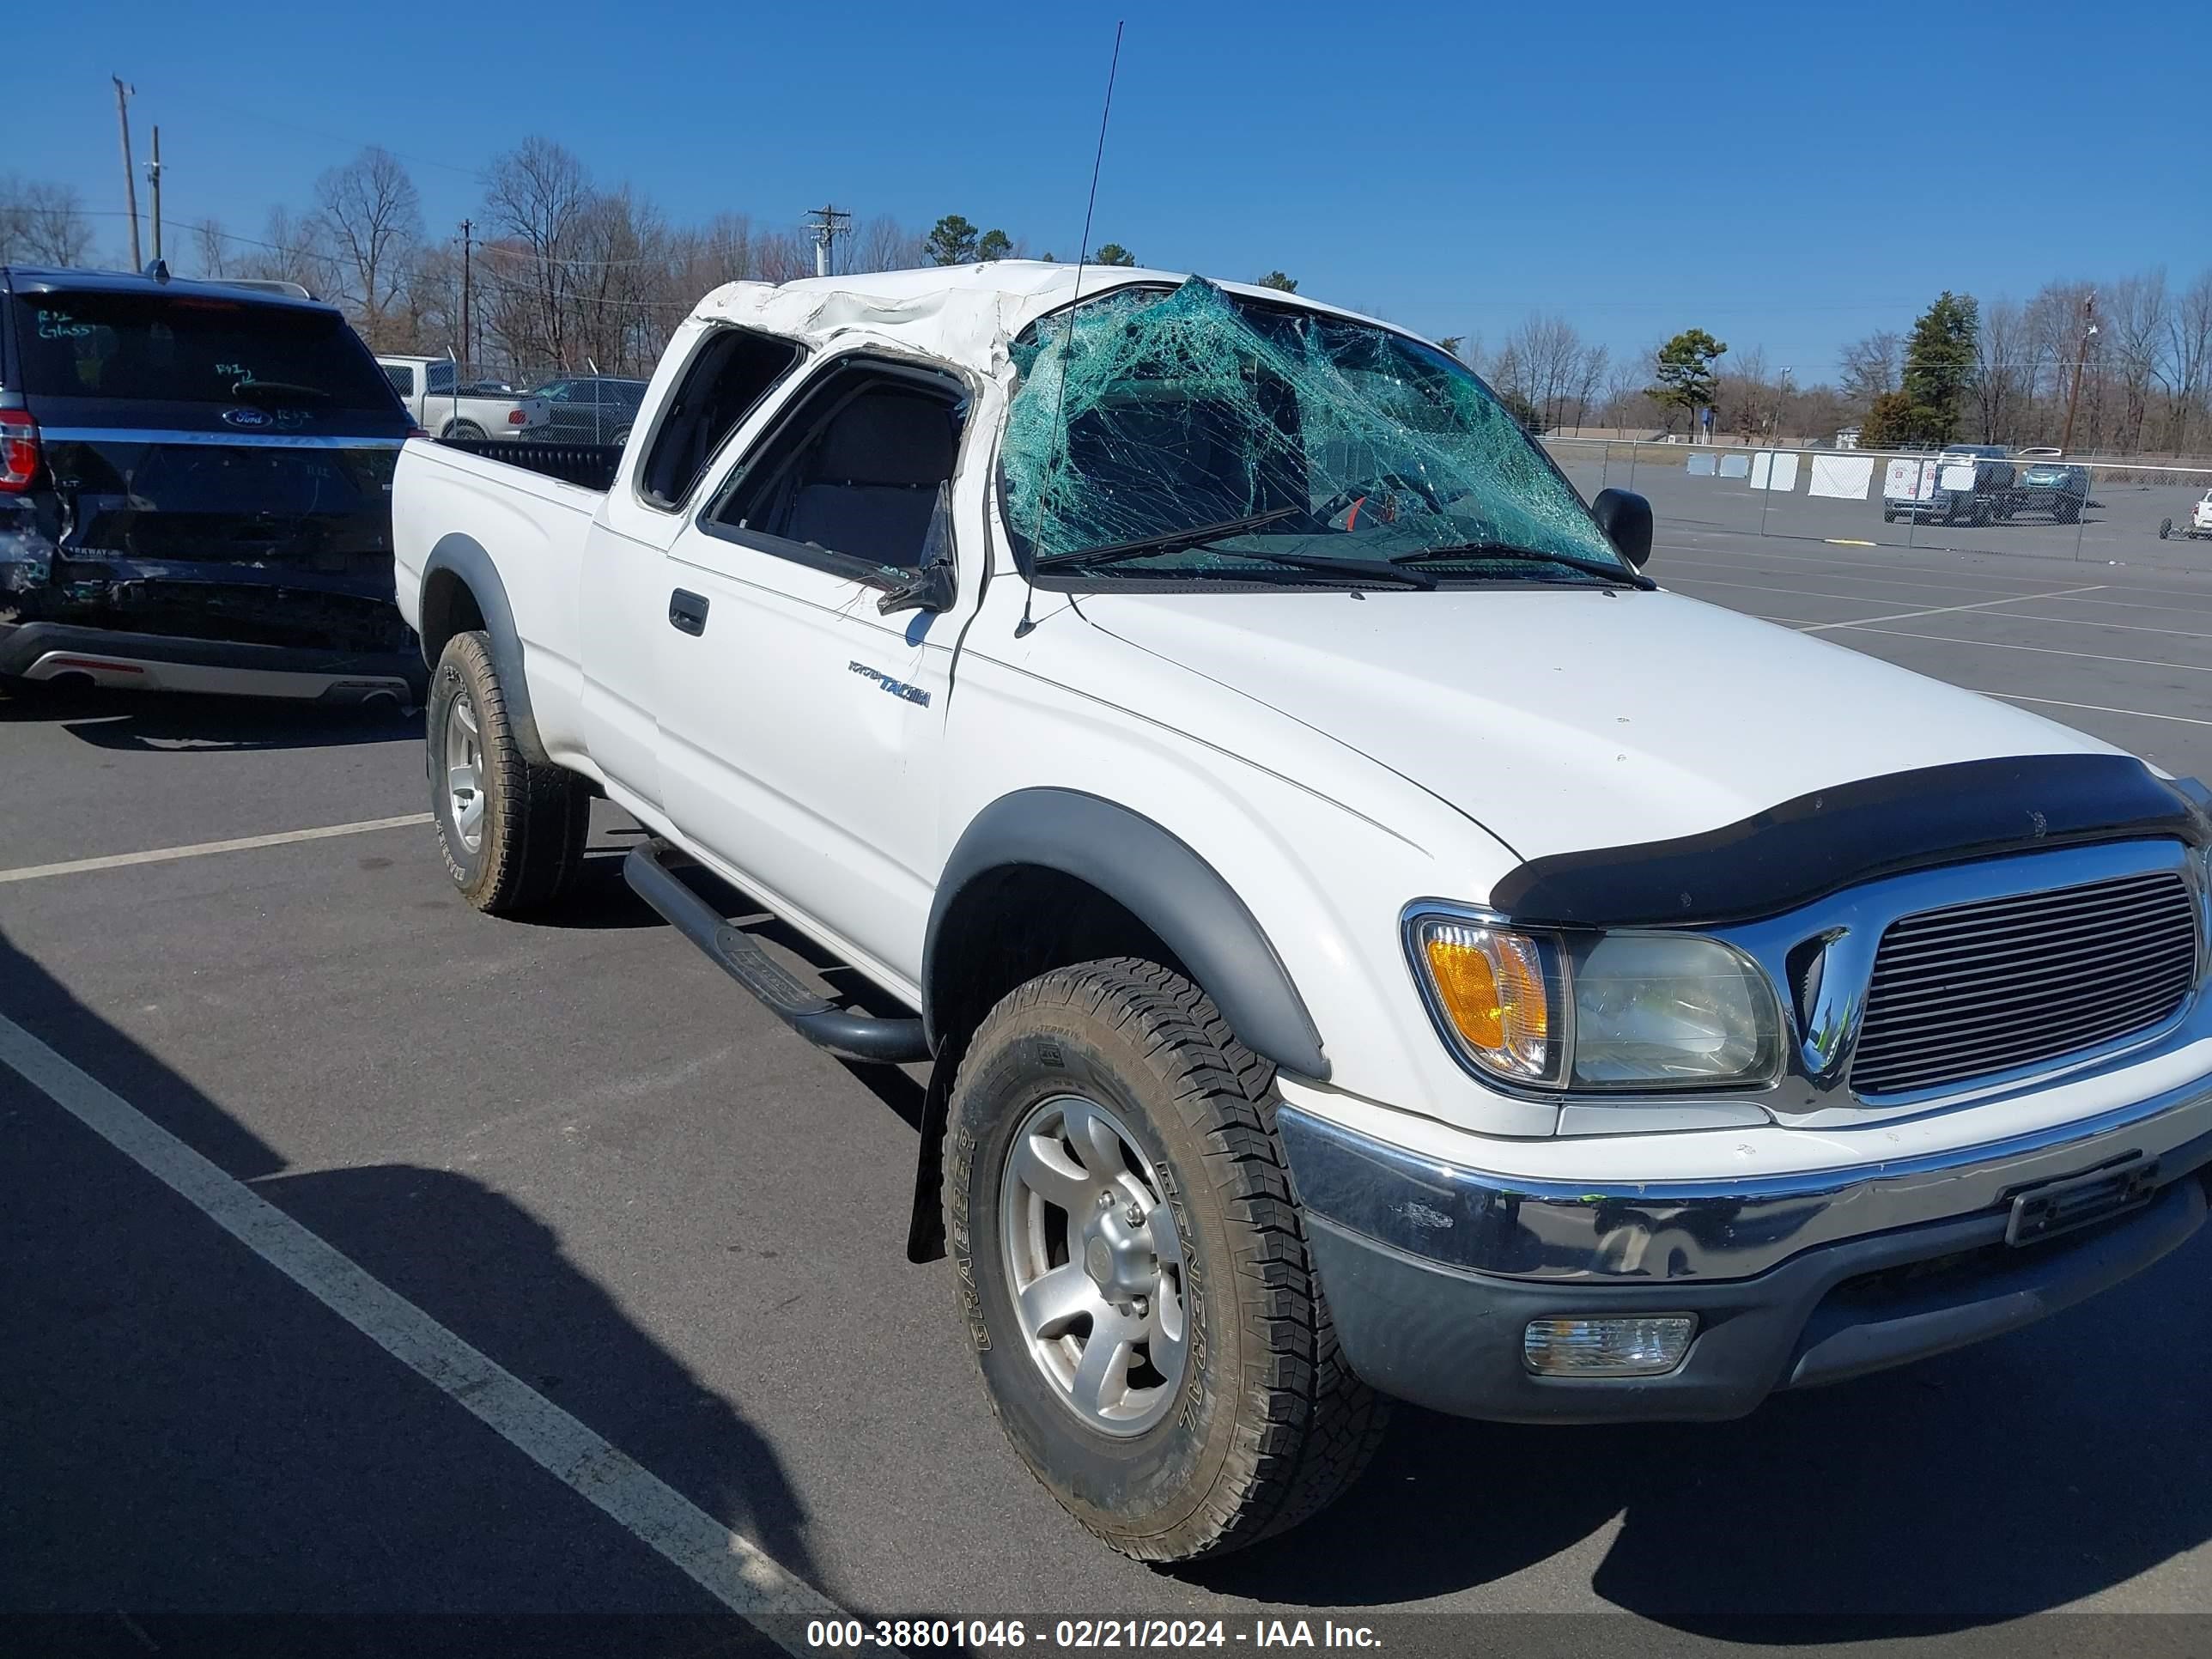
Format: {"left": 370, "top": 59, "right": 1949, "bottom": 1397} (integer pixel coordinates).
{"left": 20, "top": 0, "right": 2210, "bottom": 383}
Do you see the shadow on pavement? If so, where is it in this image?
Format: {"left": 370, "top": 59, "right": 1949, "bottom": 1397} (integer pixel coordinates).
{"left": 1188, "top": 1220, "right": 2212, "bottom": 1632}
{"left": 0, "top": 926, "right": 817, "bottom": 1638}
{"left": 2, "top": 685, "right": 416, "bottom": 752}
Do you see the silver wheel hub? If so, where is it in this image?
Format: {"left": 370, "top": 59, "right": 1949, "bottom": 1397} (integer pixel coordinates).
{"left": 443, "top": 690, "right": 484, "bottom": 854}
{"left": 1000, "top": 1094, "right": 1188, "bottom": 1437}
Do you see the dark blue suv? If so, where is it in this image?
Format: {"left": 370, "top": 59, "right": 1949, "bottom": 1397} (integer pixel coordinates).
{"left": 0, "top": 266, "right": 422, "bottom": 703}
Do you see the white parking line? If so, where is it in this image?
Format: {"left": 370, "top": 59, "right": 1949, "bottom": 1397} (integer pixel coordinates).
{"left": 0, "top": 814, "right": 433, "bottom": 886}
{"left": 0, "top": 1011, "right": 845, "bottom": 1648}
{"left": 1980, "top": 692, "right": 2212, "bottom": 728}
{"left": 1663, "top": 574, "right": 1985, "bottom": 609}
{"left": 1794, "top": 586, "right": 2106, "bottom": 633}
{"left": 1660, "top": 549, "right": 2069, "bottom": 597}
{"left": 1995, "top": 612, "right": 2212, "bottom": 643}
{"left": 1660, "top": 544, "right": 2212, "bottom": 608}
{"left": 1838, "top": 625, "right": 2212, "bottom": 673}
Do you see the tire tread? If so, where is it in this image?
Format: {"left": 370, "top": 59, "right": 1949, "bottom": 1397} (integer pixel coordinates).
{"left": 951, "top": 957, "right": 1389, "bottom": 1562}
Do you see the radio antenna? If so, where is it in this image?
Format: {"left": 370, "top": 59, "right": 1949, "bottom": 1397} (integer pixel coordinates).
{"left": 1017, "top": 19, "right": 1124, "bottom": 639}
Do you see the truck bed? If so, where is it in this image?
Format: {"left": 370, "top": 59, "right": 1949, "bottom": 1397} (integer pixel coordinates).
{"left": 435, "top": 436, "right": 626, "bottom": 493}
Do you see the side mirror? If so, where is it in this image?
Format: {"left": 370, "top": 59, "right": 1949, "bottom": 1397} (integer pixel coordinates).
{"left": 1591, "top": 488, "right": 1653, "bottom": 568}
{"left": 879, "top": 481, "right": 958, "bottom": 615}
{"left": 877, "top": 558, "right": 955, "bottom": 616}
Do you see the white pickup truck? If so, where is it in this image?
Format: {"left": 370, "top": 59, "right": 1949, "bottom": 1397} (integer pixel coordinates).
{"left": 377, "top": 354, "right": 549, "bottom": 441}
{"left": 393, "top": 264, "right": 2212, "bottom": 1563}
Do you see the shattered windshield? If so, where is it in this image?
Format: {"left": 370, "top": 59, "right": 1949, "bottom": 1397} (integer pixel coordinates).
{"left": 1001, "top": 278, "right": 1631, "bottom": 586}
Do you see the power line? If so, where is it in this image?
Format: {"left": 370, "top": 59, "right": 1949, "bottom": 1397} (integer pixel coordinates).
{"left": 804, "top": 204, "right": 851, "bottom": 278}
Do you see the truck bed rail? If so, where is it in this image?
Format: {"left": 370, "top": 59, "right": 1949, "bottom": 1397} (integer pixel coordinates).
{"left": 434, "top": 437, "right": 623, "bottom": 493}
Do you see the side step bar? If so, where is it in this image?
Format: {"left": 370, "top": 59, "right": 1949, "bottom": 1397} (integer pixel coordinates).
{"left": 623, "top": 843, "right": 931, "bottom": 1066}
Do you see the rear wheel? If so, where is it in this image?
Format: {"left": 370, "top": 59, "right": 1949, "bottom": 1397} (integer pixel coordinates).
{"left": 441, "top": 419, "right": 487, "bottom": 441}
{"left": 946, "top": 957, "right": 1387, "bottom": 1562}
{"left": 2160, "top": 518, "right": 2173, "bottom": 539}
{"left": 427, "top": 629, "right": 590, "bottom": 915}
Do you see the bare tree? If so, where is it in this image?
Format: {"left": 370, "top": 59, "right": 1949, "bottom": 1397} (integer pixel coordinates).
{"left": 314, "top": 147, "right": 422, "bottom": 347}
{"left": 1838, "top": 330, "right": 1902, "bottom": 411}
{"left": 191, "top": 217, "right": 231, "bottom": 279}
{"left": 752, "top": 228, "right": 811, "bottom": 284}
{"left": 482, "top": 137, "right": 594, "bottom": 365}
{"left": 2106, "top": 271, "right": 2169, "bottom": 454}
{"left": 0, "top": 177, "right": 94, "bottom": 266}
{"left": 1971, "top": 298, "right": 2027, "bottom": 442}
{"left": 241, "top": 205, "right": 337, "bottom": 297}
{"left": 1716, "top": 344, "right": 1771, "bottom": 441}
{"left": 1499, "top": 313, "right": 1605, "bottom": 432}
{"left": 853, "top": 214, "right": 920, "bottom": 274}
{"left": 2165, "top": 270, "right": 2212, "bottom": 455}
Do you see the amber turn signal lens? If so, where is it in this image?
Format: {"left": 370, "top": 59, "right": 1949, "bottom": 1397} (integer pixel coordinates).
{"left": 1419, "top": 923, "right": 1553, "bottom": 1082}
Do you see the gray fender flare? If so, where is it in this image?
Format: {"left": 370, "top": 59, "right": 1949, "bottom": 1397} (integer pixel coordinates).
{"left": 420, "top": 532, "right": 549, "bottom": 764}
{"left": 922, "top": 787, "right": 1329, "bottom": 1080}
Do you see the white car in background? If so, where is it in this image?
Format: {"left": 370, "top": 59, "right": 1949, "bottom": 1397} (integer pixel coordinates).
{"left": 2158, "top": 490, "right": 2212, "bottom": 541}
{"left": 376, "top": 355, "right": 548, "bottom": 441}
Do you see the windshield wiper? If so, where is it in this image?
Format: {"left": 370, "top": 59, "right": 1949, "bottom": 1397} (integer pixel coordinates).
{"left": 1032, "top": 506, "right": 1304, "bottom": 571}
{"left": 230, "top": 379, "right": 331, "bottom": 405}
{"left": 1199, "top": 548, "right": 1435, "bottom": 588}
{"left": 1392, "top": 541, "right": 1653, "bottom": 589}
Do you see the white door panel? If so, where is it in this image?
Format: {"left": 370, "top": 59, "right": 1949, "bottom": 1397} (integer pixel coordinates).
{"left": 657, "top": 537, "right": 952, "bottom": 975}
{"left": 576, "top": 519, "right": 671, "bottom": 809}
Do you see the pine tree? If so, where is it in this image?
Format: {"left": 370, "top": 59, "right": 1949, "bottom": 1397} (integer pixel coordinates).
{"left": 922, "top": 215, "right": 980, "bottom": 265}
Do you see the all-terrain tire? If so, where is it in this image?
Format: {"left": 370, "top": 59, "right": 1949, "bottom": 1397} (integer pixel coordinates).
{"left": 945, "top": 957, "right": 1389, "bottom": 1562}
{"left": 427, "top": 629, "right": 590, "bottom": 915}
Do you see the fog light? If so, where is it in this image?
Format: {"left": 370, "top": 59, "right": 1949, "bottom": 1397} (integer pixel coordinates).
{"left": 1523, "top": 1315, "right": 1696, "bottom": 1376}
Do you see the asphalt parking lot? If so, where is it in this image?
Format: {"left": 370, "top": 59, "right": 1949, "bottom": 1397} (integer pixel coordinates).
{"left": 9, "top": 522, "right": 2212, "bottom": 1656}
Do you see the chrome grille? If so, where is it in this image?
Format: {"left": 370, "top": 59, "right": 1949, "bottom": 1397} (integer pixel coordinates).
{"left": 1850, "top": 869, "right": 2199, "bottom": 1097}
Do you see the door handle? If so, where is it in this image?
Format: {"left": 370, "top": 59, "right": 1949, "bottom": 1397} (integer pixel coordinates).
{"left": 668, "top": 589, "right": 709, "bottom": 636}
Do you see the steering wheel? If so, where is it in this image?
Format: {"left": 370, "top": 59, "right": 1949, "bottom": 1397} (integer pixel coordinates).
{"left": 1315, "top": 471, "right": 1446, "bottom": 530}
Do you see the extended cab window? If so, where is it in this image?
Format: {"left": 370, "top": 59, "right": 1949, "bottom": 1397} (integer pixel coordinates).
{"left": 14, "top": 291, "right": 399, "bottom": 414}
{"left": 641, "top": 327, "right": 803, "bottom": 509}
{"left": 704, "top": 362, "right": 965, "bottom": 575}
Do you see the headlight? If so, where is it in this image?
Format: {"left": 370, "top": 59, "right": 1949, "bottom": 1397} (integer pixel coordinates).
{"left": 1563, "top": 933, "right": 1778, "bottom": 1088}
{"left": 1408, "top": 915, "right": 1781, "bottom": 1092}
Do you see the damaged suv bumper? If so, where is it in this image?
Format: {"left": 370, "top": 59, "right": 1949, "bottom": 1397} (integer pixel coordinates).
{"left": 0, "top": 619, "right": 422, "bottom": 706}
{"left": 1277, "top": 1060, "right": 2212, "bottom": 1422}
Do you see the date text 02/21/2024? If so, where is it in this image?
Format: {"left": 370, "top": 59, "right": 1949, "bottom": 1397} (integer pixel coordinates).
{"left": 804, "top": 1618, "right": 1383, "bottom": 1649}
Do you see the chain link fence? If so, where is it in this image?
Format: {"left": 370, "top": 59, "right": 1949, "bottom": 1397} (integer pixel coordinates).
{"left": 1541, "top": 438, "right": 2212, "bottom": 571}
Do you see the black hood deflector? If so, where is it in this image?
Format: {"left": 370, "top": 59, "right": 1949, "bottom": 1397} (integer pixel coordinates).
{"left": 1490, "top": 754, "right": 2210, "bottom": 927}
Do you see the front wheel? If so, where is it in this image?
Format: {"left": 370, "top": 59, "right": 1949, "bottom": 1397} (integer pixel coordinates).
{"left": 427, "top": 630, "right": 590, "bottom": 915}
{"left": 945, "top": 958, "right": 1387, "bottom": 1562}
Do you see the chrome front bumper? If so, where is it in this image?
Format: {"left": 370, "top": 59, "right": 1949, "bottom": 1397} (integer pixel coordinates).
{"left": 1279, "top": 1073, "right": 2212, "bottom": 1421}
{"left": 1277, "top": 1054, "right": 2212, "bottom": 1285}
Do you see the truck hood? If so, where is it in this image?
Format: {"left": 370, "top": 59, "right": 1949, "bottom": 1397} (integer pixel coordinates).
{"left": 1079, "top": 586, "right": 2116, "bottom": 862}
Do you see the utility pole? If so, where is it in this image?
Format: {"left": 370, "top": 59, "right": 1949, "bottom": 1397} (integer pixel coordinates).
{"left": 2059, "top": 290, "right": 2099, "bottom": 456}
{"left": 145, "top": 125, "right": 163, "bottom": 264}
{"left": 459, "top": 220, "right": 474, "bottom": 368}
{"left": 112, "top": 76, "right": 143, "bottom": 270}
{"left": 805, "top": 204, "right": 851, "bottom": 278}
